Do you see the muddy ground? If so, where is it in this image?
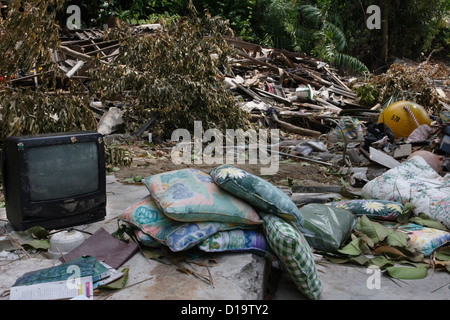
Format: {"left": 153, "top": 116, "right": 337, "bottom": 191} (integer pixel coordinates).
{"left": 111, "top": 142, "right": 344, "bottom": 188}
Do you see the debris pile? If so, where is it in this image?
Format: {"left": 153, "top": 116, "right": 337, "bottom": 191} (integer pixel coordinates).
{"left": 1, "top": 1, "right": 450, "bottom": 301}
{"left": 225, "top": 37, "right": 374, "bottom": 139}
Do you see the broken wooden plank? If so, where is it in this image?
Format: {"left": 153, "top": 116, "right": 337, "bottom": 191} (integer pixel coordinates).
{"left": 252, "top": 87, "right": 292, "bottom": 105}
{"left": 237, "top": 51, "right": 323, "bottom": 89}
{"left": 225, "top": 37, "right": 263, "bottom": 55}
{"left": 66, "top": 60, "right": 85, "bottom": 78}
{"left": 323, "top": 66, "right": 352, "bottom": 92}
{"left": 86, "top": 43, "right": 120, "bottom": 56}
{"left": 369, "top": 147, "right": 401, "bottom": 168}
{"left": 232, "top": 80, "right": 270, "bottom": 104}
{"left": 59, "top": 45, "right": 94, "bottom": 61}
{"left": 271, "top": 113, "right": 321, "bottom": 137}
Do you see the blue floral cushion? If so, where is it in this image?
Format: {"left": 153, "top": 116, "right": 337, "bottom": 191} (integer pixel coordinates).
{"left": 119, "top": 195, "right": 251, "bottom": 252}
{"left": 327, "top": 199, "right": 404, "bottom": 221}
{"left": 198, "top": 229, "right": 273, "bottom": 256}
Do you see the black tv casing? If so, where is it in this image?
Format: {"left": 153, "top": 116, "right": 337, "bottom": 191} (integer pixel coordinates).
{"left": 1, "top": 131, "right": 107, "bottom": 230}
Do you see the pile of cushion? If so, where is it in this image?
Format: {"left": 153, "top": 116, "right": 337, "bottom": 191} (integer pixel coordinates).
{"left": 119, "top": 165, "right": 323, "bottom": 300}
{"left": 118, "top": 164, "right": 450, "bottom": 299}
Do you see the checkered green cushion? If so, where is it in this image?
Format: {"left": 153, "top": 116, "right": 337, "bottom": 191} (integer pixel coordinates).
{"left": 261, "top": 212, "right": 322, "bottom": 300}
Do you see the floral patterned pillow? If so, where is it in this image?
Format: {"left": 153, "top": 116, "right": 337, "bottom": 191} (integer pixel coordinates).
{"left": 142, "top": 169, "right": 262, "bottom": 225}
{"left": 119, "top": 195, "right": 251, "bottom": 252}
{"left": 198, "top": 228, "right": 273, "bottom": 256}
{"left": 210, "top": 165, "right": 304, "bottom": 228}
{"left": 362, "top": 156, "right": 450, "bottom": 229}
{"left": 327, "top": 199, "right": 404, "bottom": 221}
{"left": 396, "top": 223, "right": 450, "bottom": 256}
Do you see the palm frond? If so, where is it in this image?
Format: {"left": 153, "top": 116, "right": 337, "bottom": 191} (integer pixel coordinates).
{"left": 266, "top": 0, "right": 296, "bottom": 22}
{"left": 298, "top": 4, "right": 323, "bottom": 27}
{"left": 333, "top": 53, "right": 369, "bottom": 74}
{"left": 323, "top": 21, "right": 347, "bottom": 51}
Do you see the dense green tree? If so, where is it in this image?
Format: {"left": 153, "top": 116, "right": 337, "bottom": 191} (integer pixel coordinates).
{"left": 56, "top": 0, "right": 449, "bottom": 71}
{"left": 320, "top": 0, "right": 449, "bottom": 70}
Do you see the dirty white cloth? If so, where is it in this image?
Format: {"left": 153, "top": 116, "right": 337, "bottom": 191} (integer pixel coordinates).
{"left": 362, "top": 156, "right": 450, "bottom": 229}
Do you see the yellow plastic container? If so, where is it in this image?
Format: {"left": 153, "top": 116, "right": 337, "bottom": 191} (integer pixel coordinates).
{"left": 378, "top": 101, "right": 431, "bottom": 139}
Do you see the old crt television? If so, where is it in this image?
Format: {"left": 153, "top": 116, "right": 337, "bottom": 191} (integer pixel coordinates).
{"left": 1, "top": 131, "right": 106, "bottom": 230}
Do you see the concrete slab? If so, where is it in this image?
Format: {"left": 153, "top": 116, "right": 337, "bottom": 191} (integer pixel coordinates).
{"left": 273, "top": 259, "right": 450, "bottom": 300}
{"left": 104, "top": 251, "right": 266, "bottom": 300}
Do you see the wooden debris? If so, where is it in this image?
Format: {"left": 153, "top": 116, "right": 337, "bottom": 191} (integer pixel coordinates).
{"left": 369, "top": 147, "right": 401, "bottom": 168}
{"left": 270, "top": 113, "right": 321, "bottom": 137}
{"left": 223, "top": 37, "right": 374, "bottom": 141}
{"left": 4, "top": 22, "right": 374, "bottom": 157}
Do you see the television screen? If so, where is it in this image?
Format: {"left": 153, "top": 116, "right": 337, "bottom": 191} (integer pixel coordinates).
{"left": 1, "top": 131, "right": 107, "bottom": 230}
{"left": 27, "top": 142, "right": 100, "bottom": 201}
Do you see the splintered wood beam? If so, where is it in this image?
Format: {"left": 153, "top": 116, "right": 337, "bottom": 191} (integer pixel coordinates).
{"left": 237, "top": 51, "right": 323, "bottom": 89}
{"left": 86, "top": 43, "right": 120, "bottom": 55}
{"left": 66, "top": 60, "right": 85, "bottom": 78}
{"left": 59, "top": 46, "right": 94, "bottom": 61}
{"left": 271, "top": 113, "right": 322, "bottom": 137}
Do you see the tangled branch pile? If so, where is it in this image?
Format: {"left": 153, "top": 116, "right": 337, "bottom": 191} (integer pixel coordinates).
{"left": 0, "top": 0, "right": 97, "bottom": 140}
{"left": 0, "top": 0, "right": 249, "bottom": 142}
{"left": 90, "top": 5, "right": 250, "bottom": 136}
{"left": 357, "top": 62, "right": 450, "bottom": 114}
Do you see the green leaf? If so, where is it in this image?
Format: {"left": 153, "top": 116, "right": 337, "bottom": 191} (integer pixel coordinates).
{"left": 437, "top": 246, "right": 450, "bottom": 256}
{"left": 98, "top": 268, "right": 129, "bottom": 290}
{"left": 25, "top": 239, "right": 50, "bottom": 250}
{"left": 396, "top": 260, "right": 429, "bottom": 268}
{"left": 410, "top": 213, "right": 448, "bottom": 231}
{"left": 121, "top": 175, "right": 144, "bottom": 184}
{"left": 386, "top": 266, "right": 428, "bottom": 280}
{"left": 349, "top": 254, "right": 370, "bottom": 266}
{"left": 373, "top": 246, "right": 409, "bottom": 260}
{"left": 337, "top": 238, "right": 362, "bottom": 256}
{"left": 434, "top": 248, "right": 450, "bottom": 261}
{"left": 28, "top": 226, "right": 50, "bottom": 239}
{"left": 396, "top": 202, "right": 414, "bottom": 224}
{"left": 357, "top": 232, "right": 375, "bottom": 248}
{"left": 324, "top": 254, "right": 369, "bottom": 266}
{"left": 12, "top": 227, "right": 50, "bottom": 250}
{"left": 323, "top": 255, "right": 352, "bottom": 264}
{"left": 357, "top": 215, "right": 389, "bottom": 244}
{"left": 369, "top": 255, "right": 394, "bottom": 269}
{"left": 373, "top": 245, "right": 424, "bottom": 262}
{"left": 385, "top": 229, "right": 409, "bottom": 247}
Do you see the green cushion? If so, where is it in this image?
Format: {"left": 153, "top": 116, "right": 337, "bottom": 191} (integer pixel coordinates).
{"left": 210, "top": 165, "right": 304, "bottom": 227}
{"left": 260, "top": 212, "right": 322, "bottom": 300}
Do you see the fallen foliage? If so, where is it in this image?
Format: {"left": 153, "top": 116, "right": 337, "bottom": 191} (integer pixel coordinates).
{"left": 89, "top": 4, "right": 250, "bottom": 137}
{"left": 357, "top": 62, "right": 450, "bottom": 113}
